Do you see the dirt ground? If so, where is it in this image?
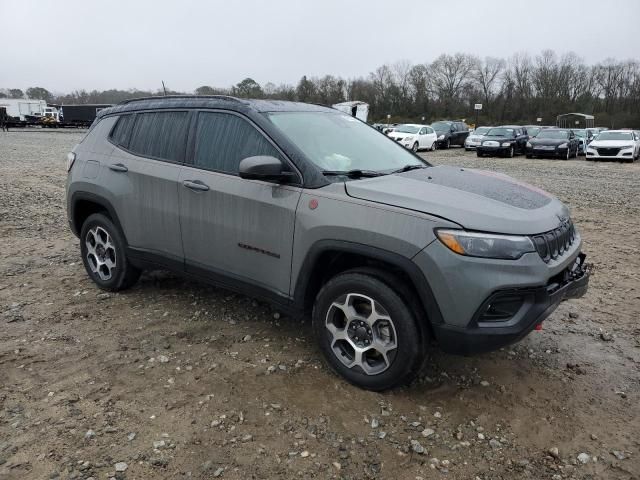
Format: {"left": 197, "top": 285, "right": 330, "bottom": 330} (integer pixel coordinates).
{"left": 1, "top": 129, "right": 639, "bottom": 480}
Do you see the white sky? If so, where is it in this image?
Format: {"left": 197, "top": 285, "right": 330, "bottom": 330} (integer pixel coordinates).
{"left": 0, "top": 0, "right": 638, "bottom": 93}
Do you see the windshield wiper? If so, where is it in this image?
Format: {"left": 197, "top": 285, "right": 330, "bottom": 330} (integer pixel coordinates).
{"left": 321, "top": 169, "right": 385, "bottom": 178}
{"left": 390, "top": 164, "right": 428, "bottom": 174}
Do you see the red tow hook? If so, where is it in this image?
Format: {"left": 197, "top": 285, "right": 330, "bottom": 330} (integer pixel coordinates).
{"left": 534, "top": 323, "right": 543, "bottom": 331}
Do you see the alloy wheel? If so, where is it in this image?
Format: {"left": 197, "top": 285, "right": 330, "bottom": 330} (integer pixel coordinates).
{"left": 85, "top": 226, "right": 117, "bottom": 281}
{"left": 325, "top": 293, "right": 397, "bottom": 375}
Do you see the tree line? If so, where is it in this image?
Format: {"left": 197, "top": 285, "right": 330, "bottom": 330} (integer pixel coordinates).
{"left": 2, "top": 50, "right": 639, "bottom": 127}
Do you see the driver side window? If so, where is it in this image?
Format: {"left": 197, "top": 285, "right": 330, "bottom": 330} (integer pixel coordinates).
{"left": 419, "top": 128, "right": 427, "bottom": 135}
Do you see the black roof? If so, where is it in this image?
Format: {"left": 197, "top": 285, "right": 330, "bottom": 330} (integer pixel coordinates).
{"left": 97, "top": 95, "right": 334, "bottom": 119}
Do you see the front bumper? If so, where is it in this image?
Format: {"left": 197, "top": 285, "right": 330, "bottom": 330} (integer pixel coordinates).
{"left": 413, "top": 237, "right": 589, "bottom": 355}
{"left": 431, "top": 254, "right": 589, "bottom": 354}
{"left": 477, "top": 145, "right": 511, "bottom": 155}
{"left": 586, "top": 148, "right": 635, "bottom": 160}
{"left": 527, "top": 146, "right": 568, "bottom": 158}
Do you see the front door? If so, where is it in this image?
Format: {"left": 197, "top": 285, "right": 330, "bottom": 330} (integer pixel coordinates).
{"left": 179, "top": 111, "right": 302, "bottom": 297}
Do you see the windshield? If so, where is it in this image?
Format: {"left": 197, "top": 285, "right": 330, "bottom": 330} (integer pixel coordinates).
{"left": 537, "top": 130, "right": 569, "bottom": 140}
{"left": 573, "top": 129, "right": 586, "bottom": 138}
{"left": 527, "top": 127, "right": 541, "bottom": 137}
{"left": 395, "top": 125, "right": 420, "bottom": 134}
{"left": 486, "top": 128, "right": 514, "bottom": 136}
{"left": 266, "top": 112, "right": 427, "bottom": 172}
{"left": 596, "top": 131, "right": 633, "bottom": 141}
{"left": 431, "top": 121, "right": 452, "bottom": 132}
{"left": 473, "top": 127, "right": 490, "bottom": 135}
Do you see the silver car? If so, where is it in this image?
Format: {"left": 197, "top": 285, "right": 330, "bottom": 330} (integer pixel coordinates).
{"left": 66, "top": 96, "right": 590, "bottom": 390}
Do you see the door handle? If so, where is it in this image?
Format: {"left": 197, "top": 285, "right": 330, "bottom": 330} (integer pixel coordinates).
{"left": 183, "top": 180, "right": 210, "bottom": 192}
{"left": 109, "top": 163, "right": 128, "bottom": 172}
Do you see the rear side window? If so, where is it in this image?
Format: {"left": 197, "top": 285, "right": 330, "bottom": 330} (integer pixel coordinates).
{"left": 193, "top": 112, "right": 282, "bottom": 174}
{"left": 128, "top": 111, "right": 190, "bottom": 162}
{"left": 110, "top": 114, "right": 135, "bottom": 148}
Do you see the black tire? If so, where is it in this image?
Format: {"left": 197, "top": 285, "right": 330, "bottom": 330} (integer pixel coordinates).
{"left": 526, "top": 154, "right": 532, "bottom": 159}
{"left": 564, "top": 148, "right": 570, "bottom": 160}
{"left": 431, "top": 142, "right": 437, "bottom": 151}
{"left": 312, "top": 271, "right": 424, "bottom": 391}
{"left": 412, "top": 142, "right": 419, "bottom": 153}
{"left": 445, "top": 138, "right": 451, "bottom": 149}
{"left": 477, "top": 150, "right": 483, "bottom": 157}
{"left": 80, "top": 213, "right": 141, "bottom": 291}
{"left": 506, "top": 146, "right": 514, "bottom": 158}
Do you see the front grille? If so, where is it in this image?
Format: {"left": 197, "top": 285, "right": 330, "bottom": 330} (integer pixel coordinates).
{"left": 597, "top": 147, "right": 620, "bottom": 156}
{"left": 531, "top": 219, "right": 576, "bottom": 262}
{"left": 483, "top": 141, "right": 499, "bottom": 147}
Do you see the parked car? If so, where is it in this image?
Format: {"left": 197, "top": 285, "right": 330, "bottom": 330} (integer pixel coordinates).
{"left": 387, "top": 124, "right": 438, "bottom": 152}
{"left": 476, "top": 126, "right": 528, "bottom": 157}
{"left": 431, "top": 121, "right": 470, "bottom": 148}
{"left": 572, "top": 129, "right": 595, "bottom": 155}
{"left": 586, "top": 130, "right": 640, "bottom": 162}
{"left": 66, "top": 96, "right": 589, "bottom": 390}
{"left": 525, "top": 129, "right": 580, "bottom": 160}
{"left": 463, "top": 126, "right": 491, "bottom": 150}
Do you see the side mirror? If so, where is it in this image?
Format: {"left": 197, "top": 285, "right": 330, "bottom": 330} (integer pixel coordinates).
{"left": 239, "top": 156, "right": 293, "bottom": 182}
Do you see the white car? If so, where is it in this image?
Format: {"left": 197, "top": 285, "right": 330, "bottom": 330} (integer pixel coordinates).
{"left": 586, "top": 130, "right": 639, "bottom": 162}
{"left": 464, "top": 126, "right": 491, "bottom": 150}
{"left": 387, "top": 124, "right": 437, "bottom": 152}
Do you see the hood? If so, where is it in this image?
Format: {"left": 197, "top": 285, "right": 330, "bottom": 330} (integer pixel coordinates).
{"left": 590, "top": 139, "right": 635, "bottom": 148}
{"left": 345, "top": 166, "right": 569, "bottom": 235}
{"left": 482, "top": 135, "right": 513, "bottom": 143}
{"left": 529, "top": 137, "right": 569, "bottom": 146}
{"left": 388, "top": 131, "right": 415, "bottom": 139}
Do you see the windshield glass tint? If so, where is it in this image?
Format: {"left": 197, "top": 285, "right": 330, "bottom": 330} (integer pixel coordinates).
{"left": 474, "top": 127, "right": 490, "bottom": 135}
{"left": 486, "top": 128, "right": 514, "bottom": 136}
{"left": 537, "top": 130, "right": 569, "bottom": 139}
{"left": 573, "top": 129, "right": 586, "bottom": 137}
{"left": 431, "top": 121, "right": 451, "bottom": 131}
{"left": 527, "top": 127, "right": 541, "bottom": 136}
{"left": 395, "top": 125, "right": 420, "bottom": 134}
{"left": 596, "top": 132, "right": 633, "bottom": 141}
{"left": 266, "top": 112, "right": 427, "bottom": 172}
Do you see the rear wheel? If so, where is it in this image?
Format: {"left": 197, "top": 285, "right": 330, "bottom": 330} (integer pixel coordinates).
{"left": 80, "top": 213, "right": 141, "bottom": 291}
{"left": 312, "top": 271, "right": 424, "bottom": 391}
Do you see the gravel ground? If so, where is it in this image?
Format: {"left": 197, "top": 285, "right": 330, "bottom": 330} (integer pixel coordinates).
{"left": 0, "top": 129, "right": 639, "bottom": 480}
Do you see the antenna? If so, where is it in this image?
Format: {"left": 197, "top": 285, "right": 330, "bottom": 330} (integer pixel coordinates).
{"left": 161, "top": 81, "right": 167, "bottom": 96}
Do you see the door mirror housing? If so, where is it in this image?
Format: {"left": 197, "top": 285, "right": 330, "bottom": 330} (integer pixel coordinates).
{"left": 238, "top": 156, "right": 293, "bottom": 182}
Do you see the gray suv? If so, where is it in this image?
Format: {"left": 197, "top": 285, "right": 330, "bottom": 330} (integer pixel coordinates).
{"left": 66, "top": 96, "right": 589, "bottom": 390}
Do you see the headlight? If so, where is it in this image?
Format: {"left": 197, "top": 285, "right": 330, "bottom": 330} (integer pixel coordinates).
{"left": 620, "top": 146, "right": 632, "bottom": 151}
{"left": 435, "top": 229, "right": 535, "bottom": 260}
{"left": 404, "top": 136, "right": 414, "bottom": 142}
{"left": 437, "top": 135, "right": 445, "bottom": 140}
{"left": 66, "top": 152, "right": 76, "bottom": 172}
{"left": 501, "top": 142, "right": 511, "bottom": 147}
{"left": 526, "top": 142, "right": 532, "bottom": 148}
{"left": 558, "top": 143, "right": 568, "bottom": 148}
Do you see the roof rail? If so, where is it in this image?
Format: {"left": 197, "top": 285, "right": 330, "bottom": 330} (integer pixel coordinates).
{"left": 119, "top": 95, "right": 246, "bottom": 105}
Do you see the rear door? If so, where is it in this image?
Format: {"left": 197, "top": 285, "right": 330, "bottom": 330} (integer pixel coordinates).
{"left": 179, "top": 110, "right": 302, "bottom": 297}
{"left": 106, "top": 110, "right": 190, "bottom": 263}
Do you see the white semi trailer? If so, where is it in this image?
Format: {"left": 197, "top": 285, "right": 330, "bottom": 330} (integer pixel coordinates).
{"left": 0, "top": 99, "right": 48, "bottom": 125}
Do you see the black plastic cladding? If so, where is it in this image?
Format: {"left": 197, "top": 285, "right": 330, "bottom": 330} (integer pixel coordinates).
{"left": 531, "top": 219, "right": 576, "bottom": 262}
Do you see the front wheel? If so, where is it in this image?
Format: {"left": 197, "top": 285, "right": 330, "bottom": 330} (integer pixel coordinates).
{"left": 445, "top": 138, "right": 451, "bottom": 149}
{"left": 564, "top": 148, "right": 570, "bottom": 160}
{"left": 506, "top": 146, "right": 514, "bottom": 158}
{"left": 80, "top": 213, "right": 141, "bottom": 291}
{"left": 312, "top": 271, "right": 424, "bottom": 391}
{"left": 431, "top": 141, "right": 437, "bottom": 151}
{"left": 412, "top": 142, "right": 419, "bottom": 153}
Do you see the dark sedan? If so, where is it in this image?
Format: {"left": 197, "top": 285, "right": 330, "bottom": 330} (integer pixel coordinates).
{"left": 476, "top": 126, "right": 528, "bottom": 157}
{"left": 525, "top": 129, "right": 579, "bottom": 160}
